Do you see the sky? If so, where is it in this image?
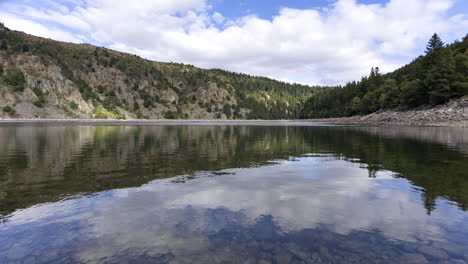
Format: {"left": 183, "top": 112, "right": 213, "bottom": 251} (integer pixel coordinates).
{"left": 0, "top": 0, "right": 467, "bottom": 85}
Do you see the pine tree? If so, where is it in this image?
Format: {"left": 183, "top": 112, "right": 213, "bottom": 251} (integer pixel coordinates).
{"left": 425, "top": 33, "right": 444, "bottom": 54}
{"left": 426, "top": 48, "right": 456, "bottom": 104}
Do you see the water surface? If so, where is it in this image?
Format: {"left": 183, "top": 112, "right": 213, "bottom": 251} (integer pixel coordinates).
{"left": 1, "top": 124, "right": 468, "bottom": 263}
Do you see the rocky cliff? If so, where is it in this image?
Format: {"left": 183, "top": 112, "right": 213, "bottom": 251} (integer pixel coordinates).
{"left": 0, "top": 24, "right": 314, "bottom": 120}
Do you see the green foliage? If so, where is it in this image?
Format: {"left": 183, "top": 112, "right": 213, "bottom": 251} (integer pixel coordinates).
{"left": 351, "top": 97, "right": 362, "bottom": 113}
{"left": 179, "top": 96, "right": 189, "bottom": 104}
{"left": 143, "top": 98, "right": 152, "bottom": 108}
{"left": 75, "top": 78, "right": 97, "bottom": 101}
{"left": 32, "top": 87, "right": 44, "bottom": 97}
{"left": 138, "top": 90, "right": 158, "bottom": 109}
{"left": 102, "top": 96, "right": 121, "bottom": 111}
{"left": 426, "top": 33, "right": 444, "bottom": 54}
{"left": 378, "top": 79, "right": 400, "bottom": 108}
{"left": 97, "top": 85, "right": 105, "bottom": 94}
{"left": 69, "top": 101, "right": 78, "bottom": 110}
{"left": 33, "top": 100, "right": 44, "bottom": 108}
{"left": 0, "top": 40, "right": 7, "bottom": 50}
{"left": 3, "top": 69, "right": 26, "bottom": 92}
{"left": 302, "top": 34, "right": 468, "bottom": 118}
{"left": 162, "top": 61, "right": 315, "bottom": 119}
{"left": 455, "top": 53, "right": 468, "bottom": 74}
{"left": 22, "top": 44, "right": 30, "bottom": 53}
{"left": 135, "top": 111, "right": 144, "bottom": 119}
{"left": 425, "top": 48, "right": 456, "bottom": 104}
{"left": 92, "top": 104, "right": 125, "bottom": 119}
{"left": 2, "top": 105, "right": 12, "bottom": 113}
{"left": 400, "top": 79, "right": 423, "bottom": 106}
{"left": 32, "top": 87, "right": 46, "bottom": 108}
{"left": 223, "top": 104, "right": 232, "bottom": 118}
{"left": 164, "top": 111, "right": 176, "bottom": 119}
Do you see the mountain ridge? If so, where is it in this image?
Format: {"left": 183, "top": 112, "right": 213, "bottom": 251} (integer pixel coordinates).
{"left": 0, "top": 23, "right": 314, "bottom": 120}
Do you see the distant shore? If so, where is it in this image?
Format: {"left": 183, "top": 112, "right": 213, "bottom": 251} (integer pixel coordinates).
{"left": 1, "top": 98, "right": 467, "bottom": 127}
{"left": 0, "top": 117, "right": 466, "bottom": 127}
{"left": 0, "top": 119, "right": 298, "bottom": 123}
{"left": 0, "top": 119, "right": 315, "bottom": 125}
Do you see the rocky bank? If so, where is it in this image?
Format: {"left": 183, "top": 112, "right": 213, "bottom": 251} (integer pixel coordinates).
{"left": 311, "top": 96, "right": 468, "bottom": 127}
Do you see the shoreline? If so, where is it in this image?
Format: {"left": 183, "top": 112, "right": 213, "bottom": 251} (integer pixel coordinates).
{"left": 0, "top": 118, "right": 466, "bottom": 127}
{"left": 1, "top": 99, "right": 468, "bottom": 127}
{"left": 308, "top": 98, "right": 468, "bottom": 128}
{"left": 0, "top": 119, "right": 300, "bottom": 123}
{"left": 0, "top": 119, "right": 321, "bottom": 126}
{"left": 304, "top": 118, "right": 468, "bottom": 127}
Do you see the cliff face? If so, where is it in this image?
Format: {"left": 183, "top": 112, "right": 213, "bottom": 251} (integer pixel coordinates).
{"left": 1, "top": 53, "right": 91, "bottom": 118}
{"left": 0, "top": 25, "right": 314, "bottom": 120}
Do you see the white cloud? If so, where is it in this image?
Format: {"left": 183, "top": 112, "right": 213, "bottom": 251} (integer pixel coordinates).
{"left": 7, "top": 157, "right": 468, "bottom": 263}
{"left": 0, "top": 12, "right": 86, "bottom": 43}
{"left": 0, "top": 0, "right": 467, "bottom": 85}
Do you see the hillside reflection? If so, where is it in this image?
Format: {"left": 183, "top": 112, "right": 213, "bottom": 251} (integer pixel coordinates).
{"left": 0, "top": 125, "right": 467, "bottom": 217}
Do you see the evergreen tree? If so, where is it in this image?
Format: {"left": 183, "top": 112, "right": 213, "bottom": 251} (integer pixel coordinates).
{"left": 425, "top": 33, "right": 444, "bottom": 54}
{"left": 425, "top": 48, "right": 456, "bottom": 104}
{"left": 400, "top": 79, "right": 423, "bottom": 106}
{"left": 350, "top": 97, "right": 362, "bottom": 113}
{"left": 378, "top": 79, "right": 400, "bottom": 108}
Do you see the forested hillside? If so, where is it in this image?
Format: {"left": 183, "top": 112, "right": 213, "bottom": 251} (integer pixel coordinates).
{"left": 301, "top": 34, "right": 468, "bottom": 118}
{"left": 1, "top": 22, "right": 467, "bottom": 120}
{"left": 0, "top": 23, "right": 315, "bottom": 120}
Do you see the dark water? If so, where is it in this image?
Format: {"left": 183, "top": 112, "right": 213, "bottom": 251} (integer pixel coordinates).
{"left": 1, "top": 123, "right": 468, "bottom": 264}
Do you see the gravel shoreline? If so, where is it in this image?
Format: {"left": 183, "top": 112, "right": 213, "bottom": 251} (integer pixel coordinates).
{"left": 307, "top": 97, "right": 468, "bottom": 127}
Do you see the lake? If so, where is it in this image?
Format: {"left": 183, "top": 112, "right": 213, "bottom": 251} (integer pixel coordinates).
{"left": 1, "top": 123, "right": 468, "bottom": 264}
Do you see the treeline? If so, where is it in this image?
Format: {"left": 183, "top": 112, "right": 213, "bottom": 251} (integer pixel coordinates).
{"left": 161, "top": 64, "right": 316, "bottom": 119}
{"left": 301, "top": 34, "right": 468, "bottom": 118}
{"left": 207, "top": 69, "right": 316, "bottom": 119}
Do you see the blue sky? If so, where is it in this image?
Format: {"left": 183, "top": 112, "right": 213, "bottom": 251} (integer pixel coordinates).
{"left": 211, "top": 0, "right": 387, "bottom": 19}
{"left": 0, "top": 0, "right": 467, "bottom": 85}
{"left": 211, "top": 0, "right": 468, "bottom": 22}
